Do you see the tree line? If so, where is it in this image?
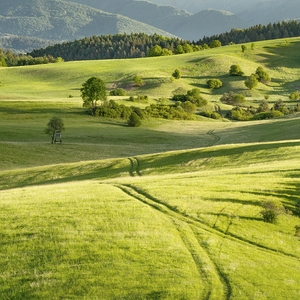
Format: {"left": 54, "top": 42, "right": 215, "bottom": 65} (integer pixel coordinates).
{"left": 29, "top": 33, "right": 190, "bottom": 61}
{"left": 0, "top": 48, "right": 63, "bottom": 67}
{"left": 28, "top": 21, "right": 300, "bottom": 61}
{"left": 197, "top": 20, "right": 300, "bottom": 47}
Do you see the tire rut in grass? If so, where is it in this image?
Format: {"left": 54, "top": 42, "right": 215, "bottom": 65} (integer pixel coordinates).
{"left": 113, "top": 183, "right": 229, "bottom": 300}
{"left": 207, "top": 130, "right": 220, "bottom": 147}
{"left": 128, "top": 157, "right": 142, "bottom": 177}
{"left": 114, "top": 184, "right": 300, "bottom": 262}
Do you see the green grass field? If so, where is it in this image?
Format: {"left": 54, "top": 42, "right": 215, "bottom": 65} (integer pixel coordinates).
{"left": 0, "top": 37, "right": 300, "bottom": 299}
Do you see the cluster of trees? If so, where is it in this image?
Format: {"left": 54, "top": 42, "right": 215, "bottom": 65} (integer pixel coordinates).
{"left": 0, "top": 48, "right": 63, "bottom": 67}
{"left": 171, "top": 88, "right": 208, "bottom": 107}
{"left": 196, "top": 20, "right": 300, "bottom": 47}
{"left": 0, "top": 36, "right": 57, "bottom": 54}
{"left": 144, "top": 104, "right": 195, "bottom": 120}
{"left": 29, "top": 33, "right": 190, "bottom": 61}
{"left": 226, "top": 98, "right": 300, "bottom": 121}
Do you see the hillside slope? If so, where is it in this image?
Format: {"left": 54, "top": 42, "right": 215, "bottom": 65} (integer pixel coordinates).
{"left": 65, "top": 0, "right": 247, "bottom": 41}
{"left": 0, "top": 0, "right": 177, "bottom": 41}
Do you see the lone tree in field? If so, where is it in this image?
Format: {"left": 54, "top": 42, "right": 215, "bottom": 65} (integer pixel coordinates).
{"left": 245, "top": 74, "right": 258, "bottom": 90}
{"left": 255, "top": 66, "right": 271, "bottom": 83}
{"left": 81, "top": 77, "right": 107, "bottom": 108}
{"left": 133, "top": 75, "right": 143, "bottom": 86}
{"left": 229, "top": 64, "right": 244, "bottom": 76}
{"left": 207, "top": 78, "right": 222, "bottom": 89}
{"left": 172, "top": 68, "right": 181, "bottom": 79}
{"left": 44, "top": 116, "right": 65, "bottom": 144}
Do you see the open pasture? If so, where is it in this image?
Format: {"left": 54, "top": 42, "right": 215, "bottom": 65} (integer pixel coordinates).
{"left": 0, "top": 37, "right": 300, "bottom": 299}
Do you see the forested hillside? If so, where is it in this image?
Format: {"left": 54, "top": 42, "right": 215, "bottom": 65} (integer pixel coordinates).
{"left": 64, "top": 0, "right": 247, "bottom": 41}
{"left": 0, "top": 36, "right": 58, "bottom": 54}
{"left": 0, "top": 0, "right": 176, "bottom": 41}
{"left": 28, "top": 21, "right": 300, "bottom": 62}
{"left": 28, "top": 33, "right": 187, "bottom": 61}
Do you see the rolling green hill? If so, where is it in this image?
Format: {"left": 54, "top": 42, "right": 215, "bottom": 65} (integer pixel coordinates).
{"left": 0, "top": 0, "right": 177, "bottom": 41}
{"left": 0, "top": 38, "right": 300, "bottom": 299}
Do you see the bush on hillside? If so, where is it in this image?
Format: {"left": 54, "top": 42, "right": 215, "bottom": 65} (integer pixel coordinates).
{"left": 255, "top": 66, "right": 271, "bottom": 83}
{"left": 207, "top": 79, "right": 222, "bottom": 89}
{"left": 250, "top": 110, "right": 284, "bottom": 120}
{"left": 172, "top": 88, "right": 207, "bottom": 107}
{"left": 245, "top": 74, "right": 258, "bottom": 90}
{"left": 109, "top": 88, "right": 126, "bottom": 96}
{"left": 289, "top": 91, "right": 300, "bottom": 100}
{"left": 128, "top": 112, "right": 142, "bottom": 127}
{"left": 172, "top": 68, "right": 181, "bottom": 79}
{"left": 201, "top": 110, "right": 221, "bottom": 119}
{"left": 210, "top": 40, "right": 221, "bottom": 48}
{"left": 220, "top": 92, "right": 246, "bottom": 106}
{"left": 260, "top": 200, "right": 286, "bottom": 224}
{"left": 257, "top": 100, "right": 270, "bottom": 113}
{"left": 133, "top": 75, "right": 143, "bottom": 86}
{"left": 229, "top": 64, "right": 244, "bottom": 76}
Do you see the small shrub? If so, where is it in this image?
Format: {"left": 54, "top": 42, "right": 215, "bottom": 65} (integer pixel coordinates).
{"left": 289, "top": 91, "right": 299, "bottom": 101}
{"left": 211, "top": 112, "right": 221, "bottom": 119}
{"left": 210, "top": 40, "right": 221, "bottom": 48}
{"left": 109, "top": 88, "right": 126, "bottom": 96}
{"left": 128, "top": 112, "right": 142, "bottom": 127}
{"left": 260, "top": 200, "right": 285, "bottom": 224}
{"left": 295, "top": 225, "right": 300, "bottom": 237}
{"left": 229, "top": 64, "right": 244, "bottom": 76}
{"left": 207, "top": 79, "right": 222, "bottom": 89}
{"left": 255, "top": 66, "right": 271, "bottom": 83}
{"left": 241, "top": 45, "right": 247, "bottom": 52}
{"left": 172, "top": 68, "right": 181, "bottom": 79}
{"left": 128, "top": 96, "right": 135, "bottom": 102}
{"left": 68, "top": 95, "right": 73, "bottom": 98}
{"left": 133, "top": 75, "right": 143, "bottom": 86}
{"left": 245, "top": 75, "right": 258, "bottom": 90}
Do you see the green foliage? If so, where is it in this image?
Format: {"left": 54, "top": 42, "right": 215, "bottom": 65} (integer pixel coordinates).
{"left": 220, "top": 92, "right": 246, "bottom": 106}
{"left": 273, "top": 99, "right": 285, "bottom": 111}
{"left": 289, "top": 91, "right": 300, "bottom": 100}
{"left": 251, "top": 42, "right": 256, "bottom": 50}
{"left": 109, "top": 88, "right": 126, "bottom": 96}
{"left": 229, "top": 64, "right": 244, "bottom": 76}
{"left": 207, "top": 78, "right": 222, "bottom": 89}
{"left": 181, "top": 101, "right": 196, "bottom": 113}
{"left": 94, "top": 100, "right": 132, "bottom": 119}
{"left": 260, "top": 200, "right": 286, "bottom": 224}
{"left": 255, "top": 66, "right": 271, "bottom": 83}
{"left": 201, "top": 110, "right": 221, "bottom": 119}
{"left": 127, "top": 112, "right": 142, "bottom": 127}
{"left": 251, "top": 110, "right": 284, "bottom": 120}
{"left": 245, "top": 74, "right": 259, "bottom": 90}
{"left": 0, "top": 48, "right": 59, "bottom": 67}
{"left": 147, "top": 45, "right": 172, "bottom": 57}
{"left": 172, "top": 68, "right": 181, "bottom": 79}
{"left": 230, "top": 107, "right": 252, "bottom": 121}
{"left": 257, "top": 100, "right": 269, "bottom": 113}
{"left": 81, "top": 77, "right": 107, "bottom": 108}
{"left": 241, "top": 45, "right": 247, "bottom": 52}
{"left": 209, "top": 40, "right": 221, "bottom": 48}
{"left": 172, "top": 88, "right": 207, "bottom": 107}
{"left": 295, "top": 226, "right": 300, "bottom": 237}
{"left": 144, "top": 104, "right": 195, "bottom": 120}
{"left": 31, "top": 33, "right": 188, "bottom": 61}
{"left": 133, "top": 75, "right": 143, "bottom": 86}
{"left": 44, "top": 116, "right": 65, "bottom": 143}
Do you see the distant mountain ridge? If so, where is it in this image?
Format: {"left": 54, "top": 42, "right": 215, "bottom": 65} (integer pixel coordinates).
{"left": 64, "top": 0, "right": 247, "bottom": 41}
{"left": 0, "top": 0, "right": 177, "bottom": 41}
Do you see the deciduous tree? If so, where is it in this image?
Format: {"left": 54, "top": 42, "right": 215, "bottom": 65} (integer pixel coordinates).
{"left": 81, "top": 77, "right": 107, "bottom": 108}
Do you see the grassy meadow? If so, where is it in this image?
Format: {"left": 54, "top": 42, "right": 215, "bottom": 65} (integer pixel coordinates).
{"left": 0, "top": 37, "right": 300, "bottom": 299}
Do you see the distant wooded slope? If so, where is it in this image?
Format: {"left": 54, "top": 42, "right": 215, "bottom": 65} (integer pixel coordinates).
{"left": 0, "top": 0, "right": 177, "bottom": 41}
